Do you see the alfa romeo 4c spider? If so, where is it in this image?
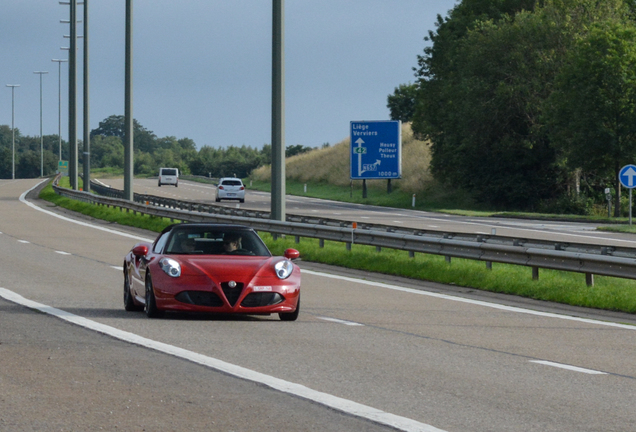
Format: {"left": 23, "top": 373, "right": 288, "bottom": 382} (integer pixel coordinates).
{"left": 123, "top": 223, "right": 301, "bottom": 320}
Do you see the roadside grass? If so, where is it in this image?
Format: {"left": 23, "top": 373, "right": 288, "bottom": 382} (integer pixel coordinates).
{"left": 598, "top": 224, "right": 636, "bottom": 234}
{"left": 262, "top": 234, "right": 636, "bottom": 314}
{"left": 247, "top": 178, "right": 493, "bottom": 215}
{"left": 42, "top": 179, "right": 636, "bottom": 314}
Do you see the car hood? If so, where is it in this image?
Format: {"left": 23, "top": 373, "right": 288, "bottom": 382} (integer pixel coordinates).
{"left": 177, "top": 255, "right": 281, "bottom": 282}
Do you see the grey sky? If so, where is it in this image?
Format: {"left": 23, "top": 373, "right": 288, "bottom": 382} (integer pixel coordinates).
{"left": 1, "top": 0, "right": 457, "bottom": 150}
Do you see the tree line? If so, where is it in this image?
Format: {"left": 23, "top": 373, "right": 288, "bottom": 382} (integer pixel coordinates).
{"left": 388, "top": 0, "right": 636, "bottom": 215}
{"left": 0, "top": 115, "right": 316, "bottom": 180}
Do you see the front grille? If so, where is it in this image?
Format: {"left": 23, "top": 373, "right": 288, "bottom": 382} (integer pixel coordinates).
{"left": 241, "top": 292, "right": 284, "bottom": 307}
{"left": 175, "top": 291, "right": 224, "bottom": 307}
{"left": 221, "top": 282, "right": 244, "bottom": 307}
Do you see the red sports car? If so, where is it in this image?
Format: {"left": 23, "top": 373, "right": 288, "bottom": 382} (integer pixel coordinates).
{"left": 123, "top": 223, "right": 301, "bottom": 320}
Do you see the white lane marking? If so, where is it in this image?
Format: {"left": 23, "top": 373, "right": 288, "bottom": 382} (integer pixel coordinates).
{"left": 530, "top": 360, "right": 607, "bottom": 375}
{"left": 55, "top": 251, "right": 71, "bottom": 255}
{"left": 18, "top": 240, "right": 30, "bottom": 244}
{"left": 302, "top": 270, "right": 636, "bottom": 331}
{"left": 0, "top": 288, "right": 446, "bottom": 432}
{"left": 19, "top": 180, "right": 153, "bottom": 243}
{"left": 318, "top": 317, "right": 364, "bottom": 326}
{"left": 111, "top": 266, "right": 121, "bottom": 271}
{"left": 392, "top": 221, "right": 404, "bottom": 224}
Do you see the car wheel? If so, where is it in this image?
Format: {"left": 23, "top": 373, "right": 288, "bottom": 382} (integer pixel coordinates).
{"left": 158, "top": 182, "right": 161, "bottom": 187}
{"left": 145, "top": 273, "right": 164, "bottom": 318}
{"left": 279, "top": 294, "right": 300, "bottom": 321}
{"left": 240, "top": 199, "right": 245, "bottom": 203}
{"left": 215, "top": 197, "right": 220, "bottom": 202}
{"left": 175, "top": 182, "right": 178, "bottom": 187}
{"left": 124, "top": 269, "right": 142, "bottom": 312}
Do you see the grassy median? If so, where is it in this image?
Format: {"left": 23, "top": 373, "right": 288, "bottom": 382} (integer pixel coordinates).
{"left": 41, "top": 179, "right": 636, "bottom": 315}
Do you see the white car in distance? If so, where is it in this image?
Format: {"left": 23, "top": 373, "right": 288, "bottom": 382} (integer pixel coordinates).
{"left": 158, "top": 168, "right": 179, "bottom": 187}
{"left": 215, "top": 178, "right": 245, "bottom": 203}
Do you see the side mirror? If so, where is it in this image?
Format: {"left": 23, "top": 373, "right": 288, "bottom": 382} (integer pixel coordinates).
{"left": 132, "top": 245, "right": 149, "bottom": 257}
{"left": 284, "top": 248, "right": 300, "bottom": 260}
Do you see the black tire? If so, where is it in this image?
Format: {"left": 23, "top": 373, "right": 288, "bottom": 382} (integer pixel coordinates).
{"left": 175, "top": 182, "right": 178, "bottom": 187}
{"left": 279, "top": 294, "right": 300, "bottom": 321}
{"left": 124, "top": 269, "right": 143, "bottom": 311}
{"left": 144, "top": 273, "right": 164, "bottom": 318}
{"left": 215, "top": 197, "right": 221, "bottom": 202}
{"left": 158, "top": 182, "right": 161, "bottom": 187}
{"left": 240, "top": 199, "right": 245, "bottom": 203}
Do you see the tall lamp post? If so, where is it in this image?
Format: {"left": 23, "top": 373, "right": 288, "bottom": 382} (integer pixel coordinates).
{"left": 34, "top": 71, "right": 49, "bottom": 177}
{"left": 271, "top": 0, "right": 286, "bottom": 221}
{"left": 6, "top": 84, "right": 20, "bottom": 180}
{"left": 52, "top": 59, "right": 68, "bottom": 161}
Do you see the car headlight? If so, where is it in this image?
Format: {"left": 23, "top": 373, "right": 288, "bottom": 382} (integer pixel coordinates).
{"left": 160, "top": 258, "right": 181, "bottom": 277}
{"left": 274, "top": 259, "right": 294, "bottom": 280}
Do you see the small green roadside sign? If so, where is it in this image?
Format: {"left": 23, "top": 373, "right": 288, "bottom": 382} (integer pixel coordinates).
{"left": 58, "top": 160, "right": 68, "bottom": 174}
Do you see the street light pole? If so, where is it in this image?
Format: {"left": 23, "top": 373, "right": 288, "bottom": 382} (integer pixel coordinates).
{"left": 271, "top": 0, "right": 286, "bottom": 222}
{"left": 68, "top": 0, "right": 78, "bottom": 190}
{"left": 52, "top": 59, "right": 68, "bottom": 161}
{"left": 123, "top": 0, "right": 134, "bottom": 201}
{"left": 82, "top": 0, "right": 90, "bottom": 192}
{"left": 34, "top": 71, "right": 49, "bottom": 177}
{"left": 6, "top": 84, "right": 20, "bottom": 180}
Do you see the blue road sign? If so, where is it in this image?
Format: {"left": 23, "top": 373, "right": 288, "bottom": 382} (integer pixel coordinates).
{"left": 619, "top": 164, "right": 636, "bottom": 189}
{"left": 350, "top": 120, "right": 401, "bottom": 180}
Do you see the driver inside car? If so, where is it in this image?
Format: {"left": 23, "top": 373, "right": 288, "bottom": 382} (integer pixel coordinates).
{"left": 222, "top": 233, "right": 242, "bottom": 254}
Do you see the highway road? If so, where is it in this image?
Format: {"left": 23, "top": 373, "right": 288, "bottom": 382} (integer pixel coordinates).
{"left": 2, "top": 178, "right": 636, "bottom": 431}
{"left": 100, "top": 177, "right": 636, "bottom": 248}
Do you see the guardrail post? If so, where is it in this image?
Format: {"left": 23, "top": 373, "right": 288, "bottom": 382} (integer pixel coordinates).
{"left": 486, "top": 261, "right": 492, "bottom": 270}
{"left": 376, "top": 246, "right": 381, "bottom": 253}
{"left": 532, "top": 266, "right": 539, "bottom": 280}
{"left": 295, "top": 236, "right": 300, "bottom": 244}
{"left": 445, "top": 256, "right": 451, "bottom": 263}
{"left": 409, "top": 251, "right": 415, "bottom": 258}
{"left": 319, "top": 239, "right": 325, "bottom": 248}
{"left": 586, "top": 273, "right": 594, "bottom": 286}
{"left": 346, "top": 242, "right": 351, "bottom": 251}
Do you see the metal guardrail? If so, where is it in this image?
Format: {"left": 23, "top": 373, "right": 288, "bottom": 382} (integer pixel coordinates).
{"left": 52, "top": 177, "right": 636, "bottom": 285}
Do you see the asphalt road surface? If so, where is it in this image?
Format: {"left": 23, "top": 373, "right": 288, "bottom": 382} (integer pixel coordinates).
{"left": 101, "top": 177, "right": 636, "bottom": 248}
{"left": 2, "top": 178, "right": 636, "bottom": 431}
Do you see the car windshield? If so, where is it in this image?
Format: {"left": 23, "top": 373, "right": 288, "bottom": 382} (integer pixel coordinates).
{"left": 221, "top": 180, "right": 242, "bottom": 186}
{"left": 164, "top": 227, "right": 270, "bottom": 256}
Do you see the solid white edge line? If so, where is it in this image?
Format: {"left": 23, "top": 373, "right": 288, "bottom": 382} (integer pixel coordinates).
{"left": 302, "top": 270, "right": 636, "bottom": 331}
{"left": 318, "top": 317, "right": 365, "bottom": 326}
{"left": 19, "top": 180, "right": 153, "bottom": 243}
{"left": 0, "top": 287, "right": 445, "bottom": 432}
{"left": 55, "top": 251, "right": 71, "bottom": 255}
{"left": 529, "top": 360, "right": 607, "bottom": 375}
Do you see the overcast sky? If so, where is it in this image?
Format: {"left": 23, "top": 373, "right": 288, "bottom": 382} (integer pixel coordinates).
{"left": 1, "top": 0, "right": 458, "bottom": 150}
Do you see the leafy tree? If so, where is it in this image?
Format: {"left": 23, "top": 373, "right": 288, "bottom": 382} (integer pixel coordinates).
{"left": 547, "top": 19, "right": 636, "bottom": 215}
{"left": 91, "top": 135, "right": 124, "bottom": 168}
{"left": 286, "top": 144, "right": 314, "bottom": 157}
{"left": 387, "top": 83, "right": 417, "bottom": 122}
{"left": 412, "top": 0, "right": 632, "bottom": 209}
{"left": 90, "top": 114, "right": 157, "bottom": 153}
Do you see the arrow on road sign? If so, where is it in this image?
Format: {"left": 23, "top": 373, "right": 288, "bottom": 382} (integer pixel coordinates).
{"left": 623, "top": 167, "right": 636, "bottom": 187}
{"left": 355, "top": 138, "right": 366, "bottom": 175}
